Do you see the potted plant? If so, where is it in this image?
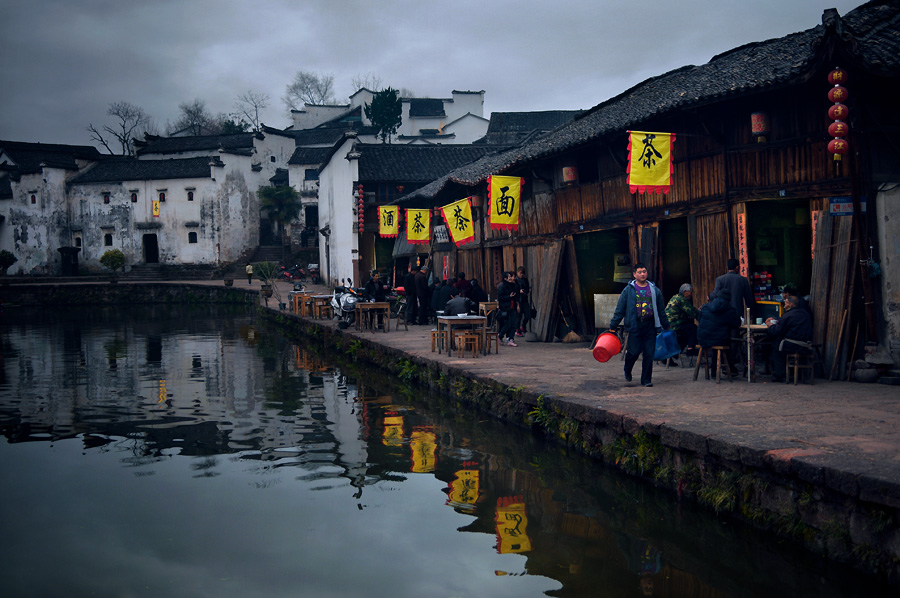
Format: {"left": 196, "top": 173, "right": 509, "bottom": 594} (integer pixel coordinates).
{"left": 0, "top": 250, "right": 17, "bottom": 276}
{"left": 255, "top": 261, "right": 279, "bottom": 299}
{"left": 224, "top": 277, "right": 234, "bottom": 287}
{"left": 99, "top": 249, "right": 126, "bottom": 283}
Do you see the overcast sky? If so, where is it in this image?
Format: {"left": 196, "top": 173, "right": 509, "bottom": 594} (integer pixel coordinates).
{"left": 1, "top": 0, "right": 865, "bottom": 148}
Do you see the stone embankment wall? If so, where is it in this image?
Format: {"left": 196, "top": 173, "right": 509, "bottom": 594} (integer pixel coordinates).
{"left": 0, "top": 282, "right": 257, "bottom": 306}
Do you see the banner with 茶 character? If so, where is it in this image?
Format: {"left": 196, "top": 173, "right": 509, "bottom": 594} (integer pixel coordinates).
{"left": 378, "top": 205, "right": 399, "bottom": 238}
{"left": 440, "top": 197, "right": 475, "bottom": 246}
{"left": 487, "top": 175, "right": 523, "bottom": 231}
{"left": 627, "top": 131, "right": 675, "bottom": 194}
{"left": 406, "top": 208, "right": 430, "bottom": 245}
{"left": 494, "top": 495, "right": 531, "bottom": 554}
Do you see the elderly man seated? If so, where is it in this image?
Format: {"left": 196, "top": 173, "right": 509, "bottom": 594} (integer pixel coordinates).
{"left": 665, "top": 283, "right": 699, "bottom": 357}
{"left": 765, "top": 295, "right": 813, "bottom": 382}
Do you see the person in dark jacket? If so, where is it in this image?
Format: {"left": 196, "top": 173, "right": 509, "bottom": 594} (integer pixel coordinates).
{"left": 414, "top": 267, "right": 430, "bottom": 324}
{"left": 713, "top": 259, "right": 755, "bottom": 320}
{"left": 781, "top": 283, "right": 811, "bottom": 315}
{"left": 468, "top": 279, "right": 488, "bottom": 304}
{"left": 515, "top": 266, "right": 531, "bottom": 336}
{"left": 364, "top": 271, "right": 386, "bottom": 302}
{"left": 437, "top": 279, "right": 454, "bottom": 311}
{"left": 609, "top": 263, "right": 670, "bottom": 387}
{"left": 403, "top": 264, "right": 418, "bottom": 325}
{"left": 430, "top": 280, "right": 443, "bottom": 314}
{"left": 766, "top": 295, "right": 814, "bottom": 382}
{"left": 697, "top": 289, "right": 741, "bottom": 348}
{"left": 444, "top": 288, "right": 475, "bottom": 315}
{"left": 496, "top": 271, "right": 519, "bottom": 346}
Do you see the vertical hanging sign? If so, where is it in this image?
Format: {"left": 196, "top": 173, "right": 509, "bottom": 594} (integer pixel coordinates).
{"left": 405, "top": 208, "right": 430, "bottom": 245}
{"left": 487, "top": 175, "right": 522, "bottom": 231}
{"left": 440, "top": 197, "right": 475, "bottom": 246}
{"left": 627, "top": 131, "right": 674, "bottom": 194}
{"left": 737, "top": 212, "right": 748, "bottom": 278}
{"left": 378, "top": 206, "right": 399, "bottom": 238}
{"left": 152, "top": 200, "right": 160, "bottom": 217}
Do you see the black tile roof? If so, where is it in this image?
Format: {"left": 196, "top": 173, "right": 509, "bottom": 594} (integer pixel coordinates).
{"left": 357, "top": 144, "right": 504, "bottom": 183}
{"left": 67, "top": 156, "right": 219, "bottom": 184}
{"left": 288, "top": 147, "right": 332, "bottom": 166}
{"left": 401, "top": 1, "right": 900, "bottom": 202}
{"left": 292, "top": 127, "right": 349, "bottom": 146}
{"left": 408, "top": 98, "right": 446, "bottom": 118}
{"left": 0, "top": 140, "right": 102, "bottom": 174}
{"left": 477, "top": 111, "right": 583, "bottom": 145}
{"left": 135, "top": 133, "right": 257, "bottom": 156}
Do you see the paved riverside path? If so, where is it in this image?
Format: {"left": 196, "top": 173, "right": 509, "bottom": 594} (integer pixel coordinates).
{"left": 230, "top": 277, "right": 900, "bottom": 506}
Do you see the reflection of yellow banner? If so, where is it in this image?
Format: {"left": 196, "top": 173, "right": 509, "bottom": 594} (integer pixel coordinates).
{"left": 158, "top": 379, "right": 166, "bottom": 404}
{"left": 379, "top": 206, "right": 399, "bottom": 238}
{"left": 406, "top": 208, "right": 430, "bottom": 245}
{"left": 440, "top": 198, "right": 475, "bottom": 246}
{"left": 447, "top": 469, "right": 480, "bottom": 507}
{"left": 383, "top": 415, "right": 404, "bottom": 447}
{"left": 495, "top": 495, "right": 531, "bottom": 554}
{"left": 627, "top": 131, "right": 674, "bottom": 195}
{"left": 487, "top": 175, "right": 522, "bottom": 231}
{"left": 410, "top": 428, "right": 436, "bottom": 473}
{"left": 152, "top": 200, "right": 160, "bottom": 217}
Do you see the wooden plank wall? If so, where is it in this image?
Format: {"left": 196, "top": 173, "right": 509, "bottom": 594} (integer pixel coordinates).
{"left": 810, "top": 213, "right": 856, "bottom": 379}
{"left": 533, "top": 240, "right": 565, "bottom": 341}
{"left": 688, "top": 211, "right": 730, "bottom": 304}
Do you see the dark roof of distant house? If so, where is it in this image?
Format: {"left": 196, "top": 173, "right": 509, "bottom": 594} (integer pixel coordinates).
{"left": 134, "top": 133, "right": 259, "bottom": 156}
{"left": 269, "top": 168, "right": 289, "bottom": 186}
{"left": 288, "top": 147, "right": 333, "bottom": 166}
{"left": 357, "top": 144, "right": 503, "bottom": 183}
{"left": 68, "top": 156, "right": 220, "bottom": 184}
{"left": 408, "top": 98, "right": 446, "bottom": 118}
{"left": 292, "top": 127, "right": 349, "bottom": 146}
{"left": 475, "top": 111, "right": 583, "bottom": 145}
{"left": 400, "top": 1, "right": 900, "bottom": 202}
{"left": 0, "top": 140, "right": 102, "bottom": 174}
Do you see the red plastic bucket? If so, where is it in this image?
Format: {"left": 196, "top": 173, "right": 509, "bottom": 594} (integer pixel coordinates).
{"left": 592, "top": 332, "right": 621, "bottom": 363}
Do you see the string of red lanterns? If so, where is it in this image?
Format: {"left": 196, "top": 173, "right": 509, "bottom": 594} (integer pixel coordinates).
{"left": 827, "top": 67, "right": 849, "bottom": 161}
{"left": 356, "top": 184, "right": 365, "bottom": 234}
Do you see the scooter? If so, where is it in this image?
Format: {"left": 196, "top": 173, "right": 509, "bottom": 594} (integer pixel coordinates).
{"left": 307, "top": 264, "right": 320, "bottom": 284}
{"left": 279, "top": 264, "right": 306, "bottom": 281}
{"left": 331, "top": 278, "right": 361, "bottom": 329}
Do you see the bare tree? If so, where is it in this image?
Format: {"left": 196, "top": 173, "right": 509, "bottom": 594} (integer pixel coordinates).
{"left": 283, "top": 70, "right": 337, "bottom": 112}
{"left": 87, "top": 101, "right": 153, "bottom": 156}
{"left": 169, "top": 99, "right": 219, "bottom": 136}
{"left": 233, "top": 90, "right": 269, "bottom": 131}
{"left": 351, "top": 72, "right": 383, "bottom": 92}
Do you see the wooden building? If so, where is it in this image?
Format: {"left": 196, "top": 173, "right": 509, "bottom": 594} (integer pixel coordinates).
{"left": 395, "top": 1, "right": 900, "bottom": 376}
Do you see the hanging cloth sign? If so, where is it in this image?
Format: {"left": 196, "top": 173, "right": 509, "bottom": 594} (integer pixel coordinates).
{"left": 487, "top": 175, "right": 523, "bottom": 231}
{"left": 627, "top": 131, "right": 675, "bottom": 194}
{"left": 378, "top": 205, "right": 399, "bottom": 238}
{"left": 440, "top": 197, "right": 475, "bottom": 246}
{"left": 152, "top": 200, "right": 160, "bottom": 217}
{"left": 405, "top": 208, "right": 430, "bottom": 245}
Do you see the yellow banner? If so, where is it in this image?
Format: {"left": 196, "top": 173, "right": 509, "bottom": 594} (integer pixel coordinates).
{"left": 488, "top": 175, "right": 522, "bottom": 230}
{"left": 627, "top": 131, "right": 675, "bottom": 194}
{"left": 378, "top": 206, "right": 399, "bottom": 238}
{"left": 406, "top": 208, "right": 430, "bottom": 245}
{"left": 152, "top": 200, "right": 160, "bottom": 217}
{"left": 440, "top": 198, "right": 475, "bottom": 246}
{"left": 447, "top": 469, "right": 480, "bottom": 508}
{"left": 495, "top": 495, "right": 531, "bottom": 554}
{"left": 410, "top": 427, "right": 436, "bottom": 473}
{"left": 382, "top": 415, "right": 404, "bottom": 447}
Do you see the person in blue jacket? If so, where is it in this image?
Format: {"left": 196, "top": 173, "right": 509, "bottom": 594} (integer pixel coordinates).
{"left": 609, "top": 263, "right": 669, "bottom": 387}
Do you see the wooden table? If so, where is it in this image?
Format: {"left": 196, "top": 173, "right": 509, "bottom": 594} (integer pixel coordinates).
{"left": 478, "top": 302, "right": 498, "bottom": 317}
{"left": 289, "top": 292, "right": 312, "bottom": 316}
{"left": 743, "top": 323, "right": 770, "bottom": 382}
{"left": 311, "top": 295, "right": 332, "bottom": 319}
{"left": 437, "top": 315, "right": 487, "bottom": 356}
{"left": 355, "top": 302, "right": 390, "bottom": 333}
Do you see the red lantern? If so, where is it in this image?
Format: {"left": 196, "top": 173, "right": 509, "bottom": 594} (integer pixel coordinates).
{"left": 828, "top": 68, "right": 848, "bottom": 85}
{"left": 828, "top": 121, "right": 849, "bottom": 137}
{"left": 828, "top": 138, "right": 849, "bottom": 159}
{"left": 827, "top": 86, "right": 848, "bottom": 103}
{"left": 828, "top": 103, "right": 849, "bottom": 121}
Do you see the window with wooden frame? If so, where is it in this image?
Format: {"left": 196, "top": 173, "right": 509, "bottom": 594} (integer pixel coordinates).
{"left": 188, "top": 231, "right": 198, "bottom": 243}
{"left": 104, "top": 233, "right": 113, "bottom": 246}
{"left": 103, "top": 193, "right": 110, "bottom": 204}
{"left": 30, "top": 194, "right": 36, "bottom": 204}
{"left": 130, "top": 192, "right": 138, "bottom": 203}
{"left": 158, "top": 191, "right": 166, "bottom": 202}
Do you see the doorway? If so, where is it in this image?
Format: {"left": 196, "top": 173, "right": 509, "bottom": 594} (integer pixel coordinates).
{"left": 747, "top": 200, "right": 812, "bottom": 294}
{"left": 658, "top": 218, "right": 691, "bottom": 302}
{"left": 143, "top": 234, "right": 159, "bottom": 264}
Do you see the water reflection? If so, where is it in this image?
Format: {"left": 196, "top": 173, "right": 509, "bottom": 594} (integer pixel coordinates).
{"left": 0, "top": 305, "right": 889, "bottom": 598}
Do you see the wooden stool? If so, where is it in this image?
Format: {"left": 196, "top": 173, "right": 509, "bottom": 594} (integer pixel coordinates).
{"left": 457, "top": 332, "right": 480, "bottom": 358}
{"left": 693, "top": 345, "right": 734, "bottom": 383}
{"left": 430, "top": 329, "right": 448, "bottom": 352}
{"left": 786, "top": 353, "right": 814, "bottom": 385}
{"left": 395, "top": 303, "right": 409, "bottom": 331}
{"left": 484, "top": 331, "right": 500, "bottom": 354}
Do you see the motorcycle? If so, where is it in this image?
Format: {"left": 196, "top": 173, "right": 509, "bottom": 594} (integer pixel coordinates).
{"left": 279, "top": 264, "right": 306, "bottom": 282}
{"left": 307, "top": 264, "right": 320, "bottom": 284}
{"left": 331, "top": 278, "right": 362, "bottom": 329}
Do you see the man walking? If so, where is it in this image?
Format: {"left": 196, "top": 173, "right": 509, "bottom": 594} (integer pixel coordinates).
{"left": 609, "top": 263, "right": 669, "bottom": 387}
{"left": 245, "top": 263, "right": 253, "bottom": 285}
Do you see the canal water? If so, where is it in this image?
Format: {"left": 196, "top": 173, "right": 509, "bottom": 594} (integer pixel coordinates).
{"left": 0, "top": 305, "right": 888, "bottom": 597}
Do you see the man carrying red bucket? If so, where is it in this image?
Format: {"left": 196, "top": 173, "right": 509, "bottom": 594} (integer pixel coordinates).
{"left": 607, "top": 263, "right": 670, "bottom": 388}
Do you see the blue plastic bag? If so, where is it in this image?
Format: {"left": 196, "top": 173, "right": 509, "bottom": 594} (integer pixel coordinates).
{"left": 653, "top": 330, "right": 680, "bottom": 360}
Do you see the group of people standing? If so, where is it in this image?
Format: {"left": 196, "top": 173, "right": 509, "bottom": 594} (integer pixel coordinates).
{"left": 496, "top": 267, "right": 531, "bottom": 347}
{"left": 610, "top": 258, "right": 814, "bottom": 387}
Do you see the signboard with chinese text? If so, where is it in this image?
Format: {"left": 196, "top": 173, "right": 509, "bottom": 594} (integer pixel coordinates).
{"left": 405, "top": 208, "right": 430, "bottom": 245}
{"left": 737, "top": 213, "right": 748, "bottom": 278}
{"left": 378, "top": 206, "right": 399, "bottom": 237}
{"left": 487, "top": 175, "right": 522, "bottom": 230}
{"left": 440, "top": 197, "right": 475, "bottom": 246}
{"left": 828, "top": 196, "right": 866, "bottom": 216}
{"left": 627, "top": 131, "right": 674, "bottom": 194}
